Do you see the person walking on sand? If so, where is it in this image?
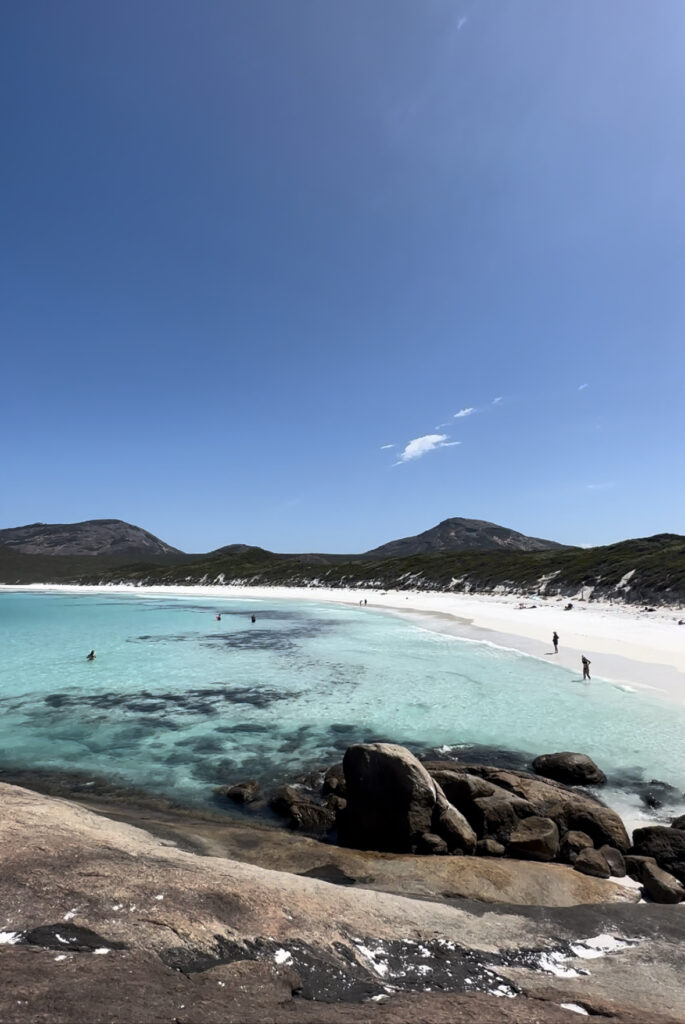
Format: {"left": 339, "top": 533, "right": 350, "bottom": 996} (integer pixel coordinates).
{"left": 582, "top": 655, "right": 591, "bottom": 680}
{"left": 552, "top": 631, "right": 559, "bottom": 654}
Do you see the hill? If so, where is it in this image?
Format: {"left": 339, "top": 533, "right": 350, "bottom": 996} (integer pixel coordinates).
{"left": 364, "top": 517, "right": 566, "bottom": 558}
{"left": 0, "top": 519, "right": 180, "bottom": 557}
{"left": 59, "top": 532, "right": 685, "bottom": 608}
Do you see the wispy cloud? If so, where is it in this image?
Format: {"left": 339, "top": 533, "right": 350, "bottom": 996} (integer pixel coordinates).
{"left": 492, "top": 396, "right": 503, "bottom": 405}
{"left": 578, "top": 383, "right": 589, "bottom": 391}
{"left": 379, "top": 444, "right": 394, "bottom": 450}
{"left": 586, "top": 481, "right": 614, "bottom": 490}
{"left": 453, "top": 407, "right": 475, "bottom": 419}
{"left": 457, "top": 16, "right": 467, "bottom": 31}
{"left": 395, "top": 433, "right": 461, "bottom": 465}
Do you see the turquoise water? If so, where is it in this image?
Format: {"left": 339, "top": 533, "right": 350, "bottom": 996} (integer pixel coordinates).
{"left": 1, "top": 589, "right": 684, "bottom": 810}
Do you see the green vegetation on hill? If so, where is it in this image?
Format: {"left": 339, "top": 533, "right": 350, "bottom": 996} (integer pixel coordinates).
{"left": 6, "top": 532, "right": 675, "bottom": 607}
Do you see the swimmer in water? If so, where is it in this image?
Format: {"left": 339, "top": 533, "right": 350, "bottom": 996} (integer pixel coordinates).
{"left": 86, "top": 650, "right": 96, "bottom": 661}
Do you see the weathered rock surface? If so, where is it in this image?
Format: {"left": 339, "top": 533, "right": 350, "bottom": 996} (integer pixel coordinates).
{"left": 458, "top": 766, "right": 630, "bottom": 852}
{"left": 532, "top": 752, "right": 607, "bottom": 786}
{"left": 641, "top": 862, "right": 685, "bottom": 904}
{"left": 560, "top": 830, "right": 593, "bottom": 863}
{"left": 216, "top": 779, "right": 263, "bottom": 804}
{"left": 574, "top": 848, "right": 611, "bottom": 878}
{"left": 433, "top": 795, "right": 477, "bottom": 854}
{"left": 599, "top": 845, "right": 626, "bottom": 878}
{"left": 0, "top": 784, "right": 681, "bottom": 1024}
{"left": 507, "top": 817, "right": 559, "bottom": 862}
{"left": 625, "top": 854, "right": 657, "bottom": 883}
{"left": 631, "top": 826, "right": 685, "bottom": 885}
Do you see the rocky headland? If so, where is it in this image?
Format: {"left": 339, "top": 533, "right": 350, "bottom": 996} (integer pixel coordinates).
{"left": 3, "top": 744, "right": 685, "bottom": 1022}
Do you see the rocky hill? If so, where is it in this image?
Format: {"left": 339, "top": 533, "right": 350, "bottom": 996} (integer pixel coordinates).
{"left": 0, "top": 519, "right": 180, "bottom": 557}
{"left": 364, "top": 518, "right": 566, "bottom": 559}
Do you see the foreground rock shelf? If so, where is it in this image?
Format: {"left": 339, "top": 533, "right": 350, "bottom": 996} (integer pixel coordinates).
{"left": 223, "top": 742, "right": 685, "bottom": 904}
{"left": 2, "top": 781, "right": 685, "bottom": 1023}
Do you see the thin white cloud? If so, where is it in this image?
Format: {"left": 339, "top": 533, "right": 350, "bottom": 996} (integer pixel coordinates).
{"left": 379, "top": 444, "right": 394, "bottom": 450}
{"left": 457, "top": 16, "right": 467, "bottom": 31}
{"left": 492, "top": 396, "right": 503, "bottom": 404}
{"left": 454, "top": 407, "right": 475, "bottom": 418}
{"left": 394, "top": 433, "right": 461, "bottom": 465}
{"left": 586, "top": 482, "right": 614, "bottom": 490}
{"left": 578, "top": 383, "right": 589, "bottom": 391}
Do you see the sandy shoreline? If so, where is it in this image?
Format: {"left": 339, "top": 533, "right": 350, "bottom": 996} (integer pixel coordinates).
{"left": 5, "top": 582, "right": 685, "bottom": 705}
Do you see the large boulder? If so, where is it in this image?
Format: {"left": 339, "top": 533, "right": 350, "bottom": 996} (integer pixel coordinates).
{"left": 642, "top": 862, "right": 685, "bottom": 904}
{"left": 532, "top": 752, "right": 606, "bottom": 786}
{"left": 574, "top": 848, "right": 611, "bottom": 878}
{"left": 600, "top": 845, "right": 626, "bottom": 878}
{"left": 625, "top": 854, "right": 657, "bottom": 883}
{"left": 631, "top": 827, "right": 685, "bottom": 885}
{"left": 470, "top": 795, "right": 533, "bottom": 844}
{"left": 560, "top": 830, "right": 593, "bottom": 864}
{"left": 507, "top": 817, "right": 559, "bottom": 862}
{"left": 337, "top": 743, "right": 439, "bottom": 852}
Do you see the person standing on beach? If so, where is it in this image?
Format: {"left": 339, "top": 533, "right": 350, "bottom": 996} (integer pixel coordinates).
{"left": 552, "top": 631, "right": 559, "bottom": 654}
{"left": 582, "top": 655, "right": 591, "bottom": 680}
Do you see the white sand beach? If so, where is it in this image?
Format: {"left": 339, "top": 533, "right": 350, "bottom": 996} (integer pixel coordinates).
{"left": 6, "top": 583, "right": 685, "bottom": 705}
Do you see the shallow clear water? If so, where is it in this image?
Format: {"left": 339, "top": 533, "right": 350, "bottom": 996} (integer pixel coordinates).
{"left": 1, "top": 590, "right": 684, "bottom": 814}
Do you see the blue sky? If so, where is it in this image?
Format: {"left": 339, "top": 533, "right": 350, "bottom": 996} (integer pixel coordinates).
{"left": 2, "top": 1, "right": 684, "bottom": 553}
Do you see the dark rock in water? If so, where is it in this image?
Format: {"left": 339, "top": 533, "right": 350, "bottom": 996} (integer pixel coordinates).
{"left": 216, "top": 780, "right": 263, "bottom": 804}
{"left": 415, "top": 832, "right": 449, "bottom": 855}
{"left": 289, "top": 802, "right": 336, "bottom": 836}
{"left": 432, "top": 795, "right": 477, "bottom": 854}
{"left": 672, "top": 814, "right": 685, "bottom": 829}
{"left": 625, "top": 854, "right": 657, "bottom": 883}
{"left": 600, "top": 844, "right": 627, "bottom": 878}
{"left": 322, "top": 764, "right": 346, "bottom": 798}
{"left": 532, "top": 751, "right": 606, "bottom": 786}
{"left": 631, "top": 826, "right": 685, "bottom": 885}
{"left": 476, "top": 838, "right": 505, "bottom": 857}
{"left": 269, "top": 785, "right": 335, "bottom": 836}
{"left": 270, "top": 785, "right": 303, "bottom": 818}
{"left": 507, "top": 816, "right": 559, "bottom": 862}
{"left": 337, "top": 743, "right": 438, "bottom": 853}
{"left": 642, "top": 862, "right": 685, "bottom": 904}
{"left": 325, "top": 794, "right": 347, "bottom": 813}
{"left": 635, "top": 779, "right": 682, "bottom": 810}
{"left": 574, "top": 848, "right": 611, "bottom": 878}
{"left": 560, "top": 830, "right": 593, "bottom": 864}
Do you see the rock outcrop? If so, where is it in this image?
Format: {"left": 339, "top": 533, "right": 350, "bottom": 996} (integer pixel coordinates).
{"left": 631, "top": 826, "right": 685, "bottom": 885}
{"left": 0, "top": 782, "right": 682, "bottom": 1024}
{"left": 532, "top": 752, "right": 607, "bottom": 786}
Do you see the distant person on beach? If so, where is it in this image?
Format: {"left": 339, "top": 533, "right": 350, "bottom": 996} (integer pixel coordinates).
{"left": 86, "top": 650, "right": 96, "bottom": 661}
{"left": 582, "top": 655, "right": 591, "bottom": 680}
{"left": 552, "top": 631, "right": 559, "bottom": 654}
